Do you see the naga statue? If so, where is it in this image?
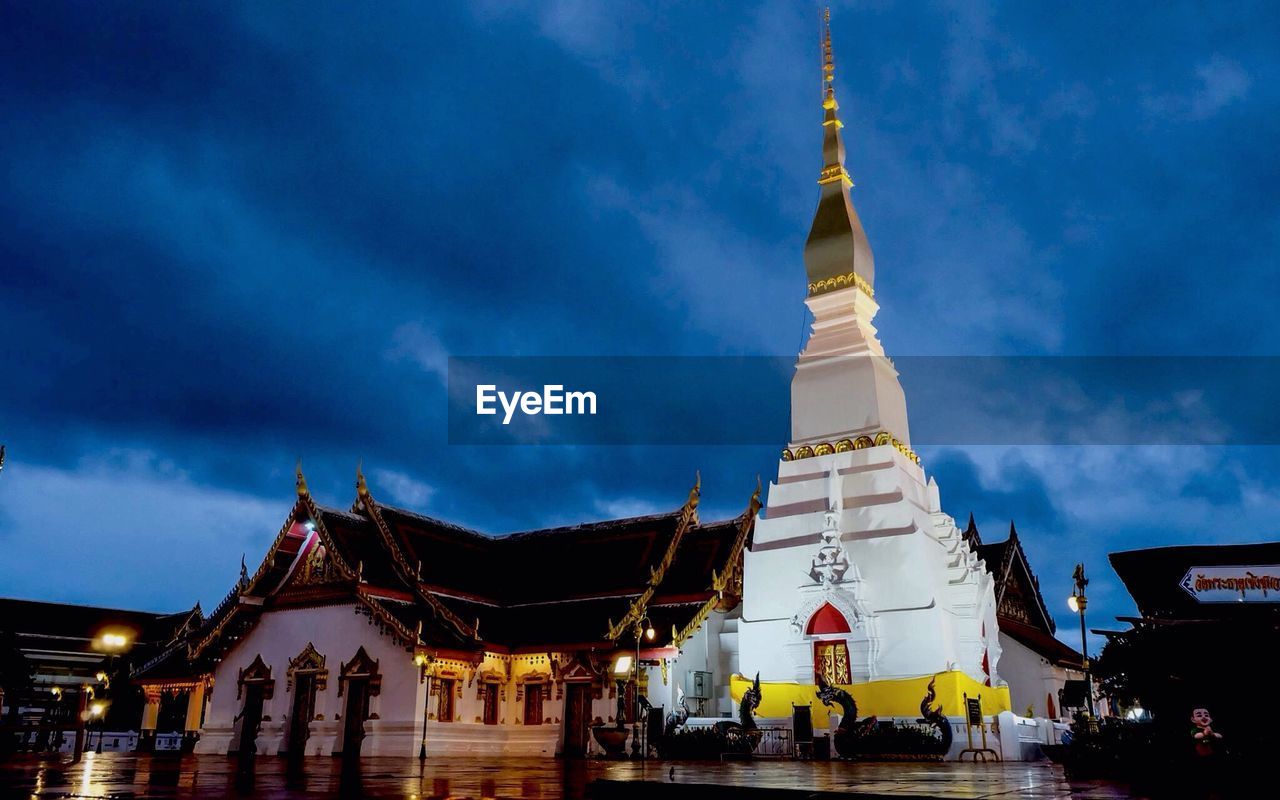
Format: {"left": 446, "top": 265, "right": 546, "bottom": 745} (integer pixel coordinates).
{"left": 918, "top": 677, "right": 953, "bottom": 756}
{"left": 714, "top": 672, "right": 763, "bottom": 754}
{"left": 815, "top": 673, "right": 877, "bottom": 758}
{"left": 664, "top": 687, "right": 690, "bottom": 739}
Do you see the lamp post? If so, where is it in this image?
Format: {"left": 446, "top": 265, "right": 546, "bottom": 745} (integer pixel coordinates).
{"left": 415, "top": 652, "right": 435, "bottom": 761}
{"left": 92, "top": 629, "right": 130, "bottom": 753}
{"left": 631, "top": 618, "right": 655, "bottom": 759}
{"left": 1067, "top": 563, "right": 1095, "bottom": 716}
{"left": 90, "top": 701, "right": 106, "bottom": 754}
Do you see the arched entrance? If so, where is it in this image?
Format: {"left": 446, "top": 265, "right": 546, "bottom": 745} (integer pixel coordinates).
{"left": 284, "top": 643, "right": 327, "bottom": 768}
{"left": 338, "top": 647, "right": 381, "bottom": 759}
{"left": 807, "top": 603, "right": 853, "bottom": 685}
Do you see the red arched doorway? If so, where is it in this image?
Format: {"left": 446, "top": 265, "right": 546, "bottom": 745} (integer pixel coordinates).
{"left": 807, "top": 603, "right": 852, "bottom": 684}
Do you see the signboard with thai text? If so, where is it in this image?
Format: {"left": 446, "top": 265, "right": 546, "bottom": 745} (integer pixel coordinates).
{"left": 1179, "top": 565, "right": 1280, "bottom": 603}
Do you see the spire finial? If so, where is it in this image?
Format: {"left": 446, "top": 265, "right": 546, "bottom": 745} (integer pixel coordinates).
{"left": 803, "top": 7, "right": 875, "bottom": 296}
{"left": 356, "top": 458, "right": 369, "bottom": 498}
{"left": 822, "top": 7, "right": 835, "bottom": 95}
{"left": 295, "top": 459, "right": 309, "bottom": 497}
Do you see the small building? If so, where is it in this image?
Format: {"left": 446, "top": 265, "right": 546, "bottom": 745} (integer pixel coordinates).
{"left": 0, "top": 597, "right": 200, "bottom": 753}
{"left": 966, "top": 519, "right": 1086, "bottom": 721}
{"left": 1103, "top": 542, "right": 1280, "bottom": 741}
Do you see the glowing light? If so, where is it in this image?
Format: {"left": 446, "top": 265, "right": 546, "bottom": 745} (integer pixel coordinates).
{"left": 414, "top": 653, "right": 427, "bottom": 667}
{"left": 1067, "top": 595, "right": 1080, "bottom": 613}
{"left": 644, "top": 626, "right": 655, "bottom": 641}
{"left": 89, "top": 702, "right": 105, "bottom": 717}
{"left": 100, "top": 632, "right": 129, "bottom": 649}
{"left": 95, "top": 671, "right": 107, "bottom": 683}
{"left": 613, "top": 655, "right": 632, "bottom": 675}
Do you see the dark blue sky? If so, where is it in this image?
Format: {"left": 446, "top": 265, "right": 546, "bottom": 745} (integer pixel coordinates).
{"left": 2, "top": 1, "right": 1278, "bottom": 653}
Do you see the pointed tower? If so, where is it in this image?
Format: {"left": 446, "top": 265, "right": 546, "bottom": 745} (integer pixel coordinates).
{"left": 805, "top": 9, "right": 875, "bottom": 296}
{"left": 734, "top": 12, "right": 1007, "bottom": 724}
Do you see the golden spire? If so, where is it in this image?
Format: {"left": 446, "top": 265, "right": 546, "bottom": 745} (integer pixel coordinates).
{"left": 295, "top": 459, "right": 309, "bottom": 497}
{"left": 804, "top": 8, "right": 875, "bottom": 297}
{"left": 822, "top": 8, "right": 837, "bottom": 110}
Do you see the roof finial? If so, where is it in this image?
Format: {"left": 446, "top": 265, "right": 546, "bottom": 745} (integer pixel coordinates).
{"left": 295, "top": 459, "right": 309, "bottom": 497}
{"left": 356, "top": 458, "right": 369, "bottom": 498}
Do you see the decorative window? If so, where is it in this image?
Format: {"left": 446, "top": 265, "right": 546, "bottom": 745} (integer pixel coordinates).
{"left": 524, "top": 683, "right": 544, "bottom": 725}
{"left": 436, "top": 678, "right": 455, "bottom": 722}
{"left": 338, "top": 646, "right": 382, "bottom": 697}
{"left": 237, "top": 654, "right": 275, "bottom": 700}
{"left": 482, "top": 682, "right": 499, "bottom": 725}
{"left": 286, "top": 642, "right": 328, "bottom": 692}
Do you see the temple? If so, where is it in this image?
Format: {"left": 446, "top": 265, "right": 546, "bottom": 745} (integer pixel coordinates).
{"left": 132, "top": 470, "right": 758, "bottom": 757}
{"left": 122, "top": 13, "right": 1084, "bottom": 760}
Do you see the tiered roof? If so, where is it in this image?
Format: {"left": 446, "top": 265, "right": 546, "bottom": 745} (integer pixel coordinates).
{"left": 135, "top": 467, "right": 759, "bottom": 683}
{"left": 968, "top": 515, "right": 1084, "bottom": 670}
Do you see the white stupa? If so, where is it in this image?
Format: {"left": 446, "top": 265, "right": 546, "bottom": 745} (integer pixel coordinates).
{"left": 732, "top": 14, "right": 1009, "bottom": 720}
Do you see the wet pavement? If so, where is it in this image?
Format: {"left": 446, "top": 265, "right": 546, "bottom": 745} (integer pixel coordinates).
{"left": 0, "top": 753, "right": 1139, "bottom": 799}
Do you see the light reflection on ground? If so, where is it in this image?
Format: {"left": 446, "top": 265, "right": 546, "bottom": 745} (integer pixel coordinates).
{"left": 0, "top": 753, "right": 1136, "bottom": 799}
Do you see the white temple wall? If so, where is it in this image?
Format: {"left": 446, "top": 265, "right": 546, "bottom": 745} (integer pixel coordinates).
{"left": 996, "top": 632, "right": 1080, "bottom": 721}
{"left": 665, "top": 613, "right": 727, "bottom": 717}
{"left": 196, "top": 604, "right": 421, "bottom": 757}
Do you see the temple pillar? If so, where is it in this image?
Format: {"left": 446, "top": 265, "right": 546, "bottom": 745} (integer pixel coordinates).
{"left": 136, "top": 688, "right": 161, "bottom": 752}
{"left": 181, "top": 683, "right": 206, "bottom": 753}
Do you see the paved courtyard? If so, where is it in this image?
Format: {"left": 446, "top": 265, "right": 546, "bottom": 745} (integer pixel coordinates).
{"left": 0, "top": 753, "right": 1139, "bottom": 799}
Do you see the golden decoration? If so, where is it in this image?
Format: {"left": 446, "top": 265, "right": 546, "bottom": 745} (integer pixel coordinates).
{"left": 807, "top": 271, "right": 874, "bottom": 298}
{"left": 784, "top": 431, "right": 920, "bottom": 465}
{"left": 606, "top": 473, "right": 701, "bottom": 642}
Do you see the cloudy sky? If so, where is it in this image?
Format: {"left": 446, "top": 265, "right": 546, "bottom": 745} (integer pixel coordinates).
{"left": 2, "top": 1, "right": 1278, "bottom": 654}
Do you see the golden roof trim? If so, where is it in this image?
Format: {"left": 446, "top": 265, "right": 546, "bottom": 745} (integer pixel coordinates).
{"left": 606, "top": 473, "right": 701, "bottom": 642}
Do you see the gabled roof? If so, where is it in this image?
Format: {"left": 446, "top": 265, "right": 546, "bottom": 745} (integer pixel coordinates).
{"left": 975, "top": 520, "right": 1056, "bottom": 636}
{"left": 971, "top": 518, "right": 1083, "bottom": 669}
{"left": 136, "top": 466, "right": 759, "bottom": 682}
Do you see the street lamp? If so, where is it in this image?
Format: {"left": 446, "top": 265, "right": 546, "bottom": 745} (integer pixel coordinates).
{"left": 90, "top": 701, "right": 107, "bottom": 754}
{"left": 630, "top": 617, "right": 655, "bottom": 759}
{"left": 415, "top": 652, "right": 436, "bottom": 761}
{"left": 1068, "top": 563, "right": 1095, "bottom": 716}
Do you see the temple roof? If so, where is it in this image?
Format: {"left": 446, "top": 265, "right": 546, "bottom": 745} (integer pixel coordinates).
{"left": 135, "top": 469, "right": 758, "bottom": 682}
{"left": 0, "top": 598, "right": 195, "bottom": 651}
{"left": 971, "top": 518, "right": 1084, "bottom": 668}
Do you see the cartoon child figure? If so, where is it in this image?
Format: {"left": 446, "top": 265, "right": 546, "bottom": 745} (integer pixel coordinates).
{"left": 1190, "top": 707, "right": 1223, "bottom": 757}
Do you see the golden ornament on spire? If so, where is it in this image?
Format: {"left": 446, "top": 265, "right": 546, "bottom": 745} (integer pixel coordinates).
{"left": 295, "top": 459, "right": 309, "bottom": 497}
{"left": 822, "top": 8, "right": 835, "bottom": 95}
